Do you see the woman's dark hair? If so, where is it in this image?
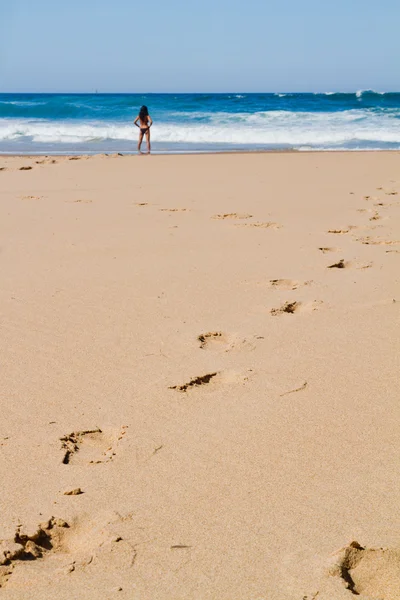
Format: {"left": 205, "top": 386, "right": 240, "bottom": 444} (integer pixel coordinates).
{"left": 139, "top": 105, "right": 149, "bottom": 120}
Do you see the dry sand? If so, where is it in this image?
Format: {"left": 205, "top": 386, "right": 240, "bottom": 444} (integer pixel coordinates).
{"left": 0, "top": 151, "right": 400, "bottom": 599}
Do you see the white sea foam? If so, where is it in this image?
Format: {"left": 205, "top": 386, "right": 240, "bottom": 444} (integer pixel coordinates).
{"left": 0, "top": 100, "right": 47, "bottom": 107}
{"left": 1, "top": 108, "right": 400, "bottom": 149}
{"left": 356, "top": 89, "right": 386, "bottom": 98}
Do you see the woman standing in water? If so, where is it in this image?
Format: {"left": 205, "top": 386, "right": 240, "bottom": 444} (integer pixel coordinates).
{"left": 134, "top": 105, "right": 153, "bottom": 154}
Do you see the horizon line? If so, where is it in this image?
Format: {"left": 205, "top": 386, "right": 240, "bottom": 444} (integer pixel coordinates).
{"left": 0, "top": 89, "right": 399, "bottom": 95}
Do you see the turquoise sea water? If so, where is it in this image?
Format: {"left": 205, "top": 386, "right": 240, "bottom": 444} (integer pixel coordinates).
{"left": 1, "top": 91, "right": 400, "bottom": 154}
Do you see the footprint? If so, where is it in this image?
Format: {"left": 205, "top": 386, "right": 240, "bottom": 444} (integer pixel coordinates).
{"left": 60, "top": 426, "right": 128, "bottom": 465}
{"left": 134, "top": 202, "right": 149, "bottom": 206}
{"left": 269, "top": 279, "right": 312, "bottom": 291}
{"left": 68, "top": 199, "right": 93, "bottom": 204}
{"left": 319, "top": 247, "right": 339, "bottom": 254}
{"left": 0, "top": 517, "right": 69, "bottom": 588}
{"left": 169, "top": 373, "right": 218, "bottom": 392}
{"left": 1, "top": 511, "right": 137, "bottom": 587}
{"left": 169, "top": 370, "right": 250, "bottom": 392}
{"left": 327, "top": 259, "right": 348, "bottom": 269}
{"left": 212, "top": 213, "right": 252, "bottom": 220}
{"left": 327, "top": 259, "right": 373, "bottom": 270}
{"left": 19, "top": 166, "right": 33, "bottom": 171}
{"left": 374, "top": 200, "right": 400, "bottom": 208}
{"left": 270, "top": 301, "right": 322, "bottom": 316}
{"left": 34, "top": 158, "right": 58, "bottom": 166}
{"left": 197, "top": 331, "right": 255, "bottom": 352}
{"left": 160, "top": 208, "right": 188, "bottom": 212}
{"left": 356, "top": 236, "right": 400, "bottom": 246}
{"left": 326, "top": 540, "right": 400, "bottom": 598}
{"left": 327, "top": 226, "right": 357, "bottom": 235}
{"left": 369, "top": 211, "right": 384, "bottom": 221}
{"left": 0, "top": 167, "right": 7, "bottom": 172}
{"left": 271, "top": 301, "right": 301, "bottom": 315}
{"left": 20, "top": 195, "right": 42, "bottom": 201}
{"left": 198, "top": 332, "right": 227, "bottom": 350}
{"left": 239, "top": 221, "right": 282, "bottom": 229}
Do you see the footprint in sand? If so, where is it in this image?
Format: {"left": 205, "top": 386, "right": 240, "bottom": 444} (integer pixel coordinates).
{"left": 212, "top": 213, "right": 253, "bottom": 220}
{"left": 169, "top": 370, "right": 250, "bottom": 393}
{"left": 327, "top": 226, "right": 358, "bottom": 235}
{"left": 369, "top": 211, "right": 382, "bottom": 221}
{"left": 160, "top": 208, "right": 188, "bottom": 212}
{"left": 323, "top": 540, "right": 400, "bottom": 598}
{"left": 327, "top": 259, "right": 349, "bottom": 269}
{"left": 67, "top": 199, "right": 93, "bottom": 204}
{"left": 269, "top": 279, "right": 312, "bottom": 291}
{"left": 319, "top": 247, "right": 340, "bottom": 254}
{"left": 0, "top": 517, "right": 69, "bottom": 588}
{"left": 0, "top": 511, "right": 137, "bottom": 587}
{"left": 270, "top": 301, "right": 301, "bottom": 315}
{"left": 34, "top": 158, "right": 58, "bottom": 166}
{"left": 270, "top": 300, "right": 322, "bottom": 316}
{"left": 238, "top": 221, "right": 282, "bottom": 229}
{"left": 20, "top": 195, "right": 42, "bottom": 201}
{"left": 327, "top": 259, "right": 373, "bottom": 270}
{"left": 19, "top": 166, "right": 33, "bottom": 171}
{"left": 197, "top": 331, "right": 256, "bottom": 352}
{"left": 60, "top": 426, "right": 128, "bottom": 465}
{"left": 376, "top": 200, "right": 400, "bottom": 208}
{"left": 356, "top": 236, "right": 400, "bottom": 246}
{"left": 356, "top": 208, "right": 386, "bottom": 221}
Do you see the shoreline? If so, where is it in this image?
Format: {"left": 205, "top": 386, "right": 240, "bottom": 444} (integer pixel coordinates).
{"left": 2, "top": 148, "right": 400, "bottom": 158}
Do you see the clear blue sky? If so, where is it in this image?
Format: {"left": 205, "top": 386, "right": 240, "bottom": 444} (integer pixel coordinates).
{"left": 1, "top": 0, "right": 399, "bottom": 93}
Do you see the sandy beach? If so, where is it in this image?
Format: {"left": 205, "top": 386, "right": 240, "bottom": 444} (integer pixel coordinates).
{"left": 1, "top": 151, "right": 400, "bottom": 599}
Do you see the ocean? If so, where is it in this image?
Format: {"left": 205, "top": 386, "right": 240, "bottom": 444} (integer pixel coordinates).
{"left": 1, "top": 91, "right": 400, "bottom": 154}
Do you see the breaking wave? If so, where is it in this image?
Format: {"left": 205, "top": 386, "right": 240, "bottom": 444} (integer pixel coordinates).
{"left": 1, "top": 93, "right": 400, "bottom": 152}
{"left": 1, "top": 107, "right": 400, "bottom": 150}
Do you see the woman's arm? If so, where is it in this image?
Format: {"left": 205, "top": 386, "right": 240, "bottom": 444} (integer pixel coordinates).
{"left": 148, "top": 116, "right": 153, "bottom": 127}
{"left": 134, "top": 116, "right": 140, "bottom": 128}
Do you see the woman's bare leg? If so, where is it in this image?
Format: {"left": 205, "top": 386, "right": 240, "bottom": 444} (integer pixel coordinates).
{"left": 138, "top": 131, "right": 144, "bottom": 152}
{"left": 145, "top": 130, "right": 151, "bottom": 154}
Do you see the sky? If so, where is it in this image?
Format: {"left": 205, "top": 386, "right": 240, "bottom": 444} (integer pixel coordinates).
{"left": 1, "top": 0, "right": 399, "bottom": 93}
